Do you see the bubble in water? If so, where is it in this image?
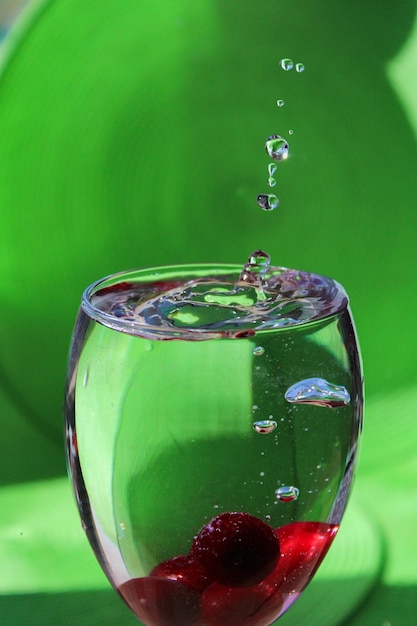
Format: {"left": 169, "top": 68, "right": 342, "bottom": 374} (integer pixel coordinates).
{"left": 276, "top": 99, "right": 285, "bottom": 107}
{"left": 265, "top": 135, "right": 289, "bottom": 161}
{"left": 253, "top": 346, "right": 265, "bottom": 356}
{"left": 295, "top": 62, "right": 305, "bottom": 72}
{"left": 267, "top": 176, "right": 276, "bottom": 188}
{"left": 268, "top": 163, "right": 277, "bottom": 177}
{"left": 280, "top": 58, "right": 293, "bottom": 71}
{"left": 253, "top": 420, "right": 277, "bottom": 434}
{"left": 285, "top": 377, "right": 351, "bottom": 408}
{"left": 275, "top": 486, "right": 299, "bottom": 502}
{"left": 257, "top": 193, "right": 279, "bottom": 211}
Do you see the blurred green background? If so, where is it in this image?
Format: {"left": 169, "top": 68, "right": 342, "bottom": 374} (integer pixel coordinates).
{"left": 0, "top": 0, "right": 416, "bottom": 624}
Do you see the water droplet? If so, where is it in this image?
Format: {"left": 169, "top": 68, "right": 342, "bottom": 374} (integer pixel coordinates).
{"left": 295, "top": 62, "right": 305, "bottom": 72}
{"left": 267, "top": 176, "right": 277, "bottom": 188}
{"left": 248, "top": 250, "right": 271, "bottom": 271}
{"left": 260, "top": 472, "right": 265, "bottom": 477}
{"left": 253, "top": 346, "right": 265, "bottom": 356}
{"left": 268, "top": 163, "right": 277, "bottom": 177}
{"left": 265, "top": 514, "right": 271, "bottom": 521}
{"left": 265, "top": 135, "right": 289, "bottom": 161}
{"left": 285, "top": 377, "right": 351, "bottom": 408}
{"left": 280, "top": 58, "right": 294, "bottom": 71}
{"left": 239, "top": 250, "right": 271, "bottom": 287}
{"left": 277, "top": 99, "right": 285, "bottom": 107}
{"left": 257, "top": 193, "right": 279, "bottom": 211}
{"left": 253, "top": 420, "right": 277, "bottom": 434}
{"left": 288, "top": 129, "right": 294, "bottom": 135}
{"left": 275, "top": 486, "right": 299, "bottom": 502}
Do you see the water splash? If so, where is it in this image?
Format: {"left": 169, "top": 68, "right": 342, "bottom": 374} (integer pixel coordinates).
{"left": 285, "top": 378, "right": 351, "bottom": 408}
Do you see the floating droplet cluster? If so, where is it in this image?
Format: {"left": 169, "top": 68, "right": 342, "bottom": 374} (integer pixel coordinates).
{"left": 257, "top": 57, "right": 304, "bottom": 210}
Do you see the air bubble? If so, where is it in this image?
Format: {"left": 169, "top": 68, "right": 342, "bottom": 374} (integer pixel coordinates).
{"left": 277, "top": 99, "right": 285, "bottom": 107}
{"left": 285, "top": 377, "right": 351, "bottom": 408}
{"left": 265, "top": 135, "right": 289, "bottom": 161}
{"left": 253, "top": 346, "right": 265, "bottom": 356}
{"left": 280, "top": 58, "right": 293, "bottom": 71}
{"left": 257, "top": 193, "right": 279, "bottom": 211}
{"left": 295, "top": 62, "right": 305, "bottom": 72}
{"left": 253, "top": 420, "right": 277, "bottom": 434}
{"left": 275, "top": 486, "right": 299, "bottom": 502}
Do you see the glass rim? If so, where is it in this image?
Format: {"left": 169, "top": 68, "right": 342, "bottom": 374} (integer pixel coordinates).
{"left": 81, "top": 263, "right": 349, "bottom": 337}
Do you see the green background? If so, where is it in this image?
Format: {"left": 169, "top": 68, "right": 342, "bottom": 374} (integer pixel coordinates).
{"left": 0, "top": 0, "right": 416, "bottom": 624}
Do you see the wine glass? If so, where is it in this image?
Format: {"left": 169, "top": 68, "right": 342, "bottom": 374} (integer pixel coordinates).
{"left": 65, "top": 256, "right": 363, "bottom": 626}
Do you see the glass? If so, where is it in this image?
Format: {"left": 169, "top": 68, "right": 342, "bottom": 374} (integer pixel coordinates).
{"left": 65, "top": 262, "right": 363, "bottom": 625}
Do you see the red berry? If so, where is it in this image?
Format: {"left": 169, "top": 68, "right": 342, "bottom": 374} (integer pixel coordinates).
{"left": 118, "top": 576, "right": 201, "bottom": 626}
{"left": 151, "top": 555, "right": 212, "bottom": 592}
{"left": 268, "top": 521, "right": 339, "bottom": 596}
{"left": 190, "top": 512, "right": 280, "bottom": 587}
{"left": 201, "top": 581, "right": 283, "bottom": 626}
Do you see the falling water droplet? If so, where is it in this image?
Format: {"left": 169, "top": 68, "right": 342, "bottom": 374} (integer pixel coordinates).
{"left": 257, "top": 193, "right": 279, "bottom": 211}
{"left": 253, "top": 346, "right": 265, "bottom": 356}
{"left": 280, "top": 58, "right": 294, "bottom": 71}
{"left": 267, "top": 177, "right": 276, "bottom": 188}
{"left": 275, "top": 486, "right": 299, "bottom": 502}
{"left": 253, "top": 420, "right": 277, "bottom": 434}
{"left": 265, "top": 135, "right": 289, "bottom": 161}
{"left": 295, "top": 62, "right": 305, "bottom": 72}
{"left": 285, "top": 377, "right": 351, "bottom": 408}
{"left": 268, "top": 163, "right": 277, "bottom": 177}
{"left": 277, "top": 99, "right": 285, "bottom": 107}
